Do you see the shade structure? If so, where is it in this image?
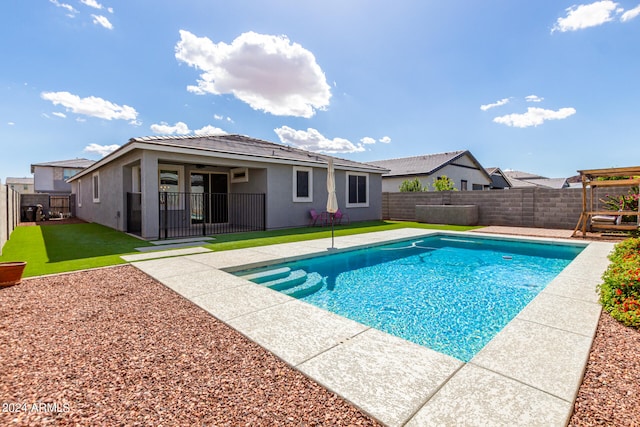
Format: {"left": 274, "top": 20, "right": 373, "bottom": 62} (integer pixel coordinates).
{"left": 326, "top": 157, "right": 338, "bottom": 249}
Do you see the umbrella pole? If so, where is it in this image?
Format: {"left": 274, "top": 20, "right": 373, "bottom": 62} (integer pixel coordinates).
{"left": 331, "top": 213, "right": 335, "bottom": 249}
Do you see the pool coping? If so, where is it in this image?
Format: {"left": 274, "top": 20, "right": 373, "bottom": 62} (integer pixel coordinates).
{"left": 129, "top": 228, "right": 614, "bottom": 426}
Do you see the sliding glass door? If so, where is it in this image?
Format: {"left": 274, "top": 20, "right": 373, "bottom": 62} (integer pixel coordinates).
{"left": 190, "top": 172, "right": 228, "bottom": 224}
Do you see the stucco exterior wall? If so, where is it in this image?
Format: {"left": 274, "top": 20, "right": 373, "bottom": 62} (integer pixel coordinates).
{"left": 0, "top": 183, "right": 20, "bottom": 255}
{"left": 71, "top": 148, "right": 384, "bottom": 238}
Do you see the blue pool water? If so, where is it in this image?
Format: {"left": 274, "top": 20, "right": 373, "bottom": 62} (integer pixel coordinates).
{"left": 235, "top": 235, "right": 584, "bottom": 362}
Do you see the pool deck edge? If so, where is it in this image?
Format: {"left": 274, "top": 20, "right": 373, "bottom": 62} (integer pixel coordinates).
{"left": 130, "top": 228, "right": 613, "bottom": 427}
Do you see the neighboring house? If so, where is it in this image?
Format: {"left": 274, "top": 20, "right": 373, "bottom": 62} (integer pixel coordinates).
{"left": 484, "top": 167, "right": 512, "bottom": 190}
{"left": 6, "top": 177, "right": 35, "bottom": 194}
{"left": 67, "top": 134, "right": 388, "bottom": 240}
{"left": 31, "top": 158, "right": 95, "bottom": 194}
{"left": 369, "top": 150, "right": 492, "bottom": 192}
{"left": 503, "top": 170, "right": 569, "bottom": 189}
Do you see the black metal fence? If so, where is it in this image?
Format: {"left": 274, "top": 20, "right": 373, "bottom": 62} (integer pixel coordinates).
{"left": 158, "top": 192, "right": 265, "bottom": 239}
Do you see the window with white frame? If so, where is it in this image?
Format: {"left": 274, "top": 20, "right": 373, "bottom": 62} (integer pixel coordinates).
{"left": 293, "top": 166, "right": 313, "bottom": 202}
{"left": 346, "top": 172, "right": 368, "bottom": 207}
{"left": 92, "top": 172, "right": 100, "bottom": 203}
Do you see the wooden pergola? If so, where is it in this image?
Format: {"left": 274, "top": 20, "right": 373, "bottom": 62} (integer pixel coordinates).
{"left": 572, "top": 166, "right": 640, "bottom": 237}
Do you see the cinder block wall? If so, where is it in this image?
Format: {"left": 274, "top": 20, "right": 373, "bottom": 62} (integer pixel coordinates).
{"left": 382, "top": 187, "right": 632, "bottom": 230}
{"left": 1, "top": 183, "right": 21, "bottom": 255}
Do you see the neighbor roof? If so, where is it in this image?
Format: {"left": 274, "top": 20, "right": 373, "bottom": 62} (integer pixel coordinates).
{"left": 70, "top": 134, "right": 388, "bottom": 181}
{"left": 503, "top": 170, "right": 569, "bottom": 189}
{"left": 30, "top": 158, "right": 95, "bottom": 173}
{"left": 368, "top": 150, "right": 490, "bottom": 180}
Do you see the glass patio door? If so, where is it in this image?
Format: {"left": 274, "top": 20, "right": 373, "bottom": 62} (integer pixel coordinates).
{"left": 190, "top": 172, "right": 228, "bottom": 224}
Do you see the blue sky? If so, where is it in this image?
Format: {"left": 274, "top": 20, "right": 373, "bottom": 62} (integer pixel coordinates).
{"left": 2, "top": 0, "right": 640, "bottom": 182}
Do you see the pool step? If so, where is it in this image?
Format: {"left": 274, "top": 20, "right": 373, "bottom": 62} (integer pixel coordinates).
{"left": 238, "top": 267, "right": 292, "bottom": 284}
{"left": 260, "top": 269, "right": 308, "bottom": 291}
{"left": 282, "top": 272, "right": 325, "bottom": 299}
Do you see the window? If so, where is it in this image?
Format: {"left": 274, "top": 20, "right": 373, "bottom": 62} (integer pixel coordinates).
{"left": 346, "top": 172, "right": 368, "bottom": 207}
{"left": 230, "top": 167, "right": 249, "bottom": 183}
{"left": 63, "top": 168, "right": 80, "bottom": 180}
{"left": 293, "top": 166, "right": 313, "bottom": 202}
{"left": 472, "top": 184, "right": 484, "bottom": 191}
{"left": 461, "top": 180, "right": 468, "bottom": 191}
{"left": 158, "top": 165, "right": 184, "bottom": 210}
{"left": 77, "top": 179, "right": 82, "bottom": 207}
{"left": 92, "top": 173, "right": 100, "bottom": 203}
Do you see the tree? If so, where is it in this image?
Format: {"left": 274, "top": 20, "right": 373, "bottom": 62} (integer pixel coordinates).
{"left": 399, "top": 178, "right": 424, "bottom": 192}
{"left": 432, "top": 175, "right": 457, "bottom": 191}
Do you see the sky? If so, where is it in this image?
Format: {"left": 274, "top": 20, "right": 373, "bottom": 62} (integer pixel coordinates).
{"left": 2, "top": 0, "right": 640, "bottom": 182}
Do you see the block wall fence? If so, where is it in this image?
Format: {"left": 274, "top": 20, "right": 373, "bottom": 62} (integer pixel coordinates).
{"left": 0, "top": 183, "right": 21, "bottom": 256}
{"left": 382, "top": 187, "right": 633, "bottom": 230}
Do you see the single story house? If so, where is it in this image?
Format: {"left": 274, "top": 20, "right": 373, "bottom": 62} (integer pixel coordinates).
{"left": 503, "top": 170, "right": 569, "bottom": 189}
{"left": 31, "top": 158, "right": 95, "bottom": 194}
{"left": 368, "top": 150, "right": 492, "bottom": 192}
{"left": 68, "top": 134, "right": 388, "bottom": 240}
{"left": 484, "top": 167, "right": 512, "bottom": 190}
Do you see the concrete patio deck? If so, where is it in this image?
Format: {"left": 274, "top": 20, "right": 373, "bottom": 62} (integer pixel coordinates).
{"left": 127, "top": 228, "right": 613, "bottom": 426}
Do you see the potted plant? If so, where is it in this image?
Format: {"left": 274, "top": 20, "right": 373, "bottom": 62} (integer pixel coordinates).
{"left": 0, "top": 261, "right": 27, "bottom": 287}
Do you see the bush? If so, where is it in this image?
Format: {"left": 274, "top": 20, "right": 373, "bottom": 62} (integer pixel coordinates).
{"left": 599, "top": 237, "right": 640, "bottom": 328}
{"left": 399, "top": 178, "right": 424, "bottom": 192}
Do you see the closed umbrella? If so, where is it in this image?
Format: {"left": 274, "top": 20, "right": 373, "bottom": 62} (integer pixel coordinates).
{"left": 326, "top": 157, "right": 338, "bottom": 249}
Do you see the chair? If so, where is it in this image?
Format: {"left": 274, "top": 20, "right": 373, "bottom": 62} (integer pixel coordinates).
{"left": 308, "top": 209, "right": 323, "bottom": 226}
{"left": 334, "top": 208, "right": 350, "bottom": 225}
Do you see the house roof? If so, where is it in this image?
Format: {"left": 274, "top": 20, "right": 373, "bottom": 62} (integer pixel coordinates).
{"left": 69, "top": 134, "right": 388, "bottom": 181}
{"left": 368, "top": 150, "right": 491, "bottom": 181}
{"left": 503, "top": 170, "right": 568, "bottom": 189}
{"left": 5, "top": 177, "right": 34, "bottom": 185}
{"left": 30, "top": 158, "right": 95, "bottom": 174}
{"left": 484, "top": 167, "right": 511, "bottom": 189}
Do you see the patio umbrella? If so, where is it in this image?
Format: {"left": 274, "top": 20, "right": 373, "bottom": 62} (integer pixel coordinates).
{"left": 326, "top": 157, "right": 338, "bottom": 249}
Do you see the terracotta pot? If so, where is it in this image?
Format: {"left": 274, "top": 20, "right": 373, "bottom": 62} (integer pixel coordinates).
{"left": 0, "top": 261, "right": 27, "bottom": 287}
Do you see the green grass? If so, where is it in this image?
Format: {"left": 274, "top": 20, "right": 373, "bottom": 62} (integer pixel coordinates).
{"left": 0, "top": 223, "right": 153, "bottom": 277}
{"left": 0, "top": 221, "right": 481, "bottom": 277}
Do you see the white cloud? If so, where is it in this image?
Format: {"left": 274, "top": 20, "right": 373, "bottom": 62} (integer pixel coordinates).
{"left": 150, "top": 121, "right": 190, "bottom": 135}
{"left": 274, "top": 126, "right": 365, "bottom": 153}
{"left": 49, "top": 0, "right": 78, "bottom": 16}
{"left": 379, "top": 136, "right": 391, "bottom": 144}
{"left": 360, "top": 137, "right": 376, "bottom": 145}
{"left": 552, "top": 1, "right": 620, "bottom": 33}
{"left": 480, "top": 98, "right": 510, "bottom": 111}
{"left": 80, "top": 0, "right": 104, "bottom": 10}
{"left": 525, "top": 95, "right": 544, "bottom": 103}
{"left": 84, "top": 143, "right": 120, "bottom": 157}
{"left": 493, "top": 107, "right": 576, "bottom": 128}
{"left": 175, "top": 30, "right": 331, "bottom": 118}
{"left": 621, "top": 4, "right": 640, "bottom": 21}
{"left": 91, "top": 14, "right": 113, "bottom": 29}
{"left": 8, "top": 122, "right": 15, "bottom": 126}
{"left": 41, "top": 91, "right": 138, "bottom": 121}
{"left": 52, "top": 112, "right": 67, "bottom": 118}
{"left": 194, "top": 125, "right": 227, "bottom": 136}
{"left": 213, "top": 114, "right": 234, "bottom": 123}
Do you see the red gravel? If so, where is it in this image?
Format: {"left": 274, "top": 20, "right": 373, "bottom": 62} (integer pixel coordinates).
{"left": 0, "top": 266, "right": 380, "bottom": 426}
{"left": 2, "top": 265, "right": 638, "bottom": 426}
{"left": 568, "top": 313, "right": 640, "bottom": 426}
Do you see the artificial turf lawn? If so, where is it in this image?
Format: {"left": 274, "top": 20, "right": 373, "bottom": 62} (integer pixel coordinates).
{"left": 0, "top": 223, "right": 153, "bottom": 277}
{"left": 0, "top": 221, "right": 480, "bottom": 277}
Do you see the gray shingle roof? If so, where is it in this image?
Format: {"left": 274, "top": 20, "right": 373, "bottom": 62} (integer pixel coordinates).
{"left": 31, "top": 158, "right": 95, "bottom": 169}
{"left": 129, "top": 135, "right": 387, "bottom": 172}
{"left": 367, "top": 150, "right": 467, "bottom": 177}
{"left": 70, "top": 134, "right": 387, "bottom": 181}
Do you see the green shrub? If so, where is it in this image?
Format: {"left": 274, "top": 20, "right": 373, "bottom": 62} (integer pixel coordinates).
{"left": 599, "top": 237, "right": 640, "bottom": 328}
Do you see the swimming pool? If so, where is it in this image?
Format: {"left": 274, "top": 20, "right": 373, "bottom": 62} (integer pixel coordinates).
{"left": 234, "top": 235, "right": 584, "bottom": 361}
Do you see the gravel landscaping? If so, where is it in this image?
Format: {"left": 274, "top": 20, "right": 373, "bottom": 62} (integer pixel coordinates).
{"left": 1, "top": 264, "right": 638, "bottom": 426}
